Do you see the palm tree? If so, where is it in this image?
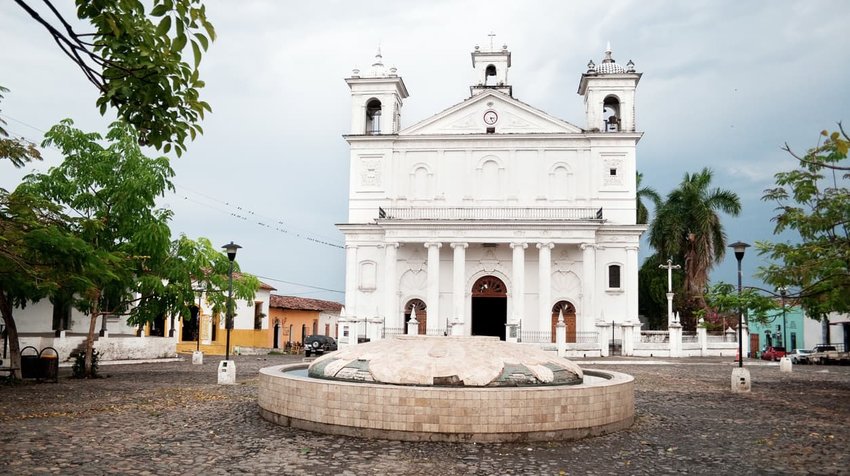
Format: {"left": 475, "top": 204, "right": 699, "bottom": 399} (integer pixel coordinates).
{"left": 636, "top": 172, "right": 661, "bottom": 225}
{"left": 648, "top": 168, "right": 741, "bottom": 310}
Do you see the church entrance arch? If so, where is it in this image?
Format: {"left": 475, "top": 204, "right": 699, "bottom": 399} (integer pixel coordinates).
{"left": 471, "top": 276, "right": 507, "bottom": 340}
{"left": 404, "top": 299, "right": 427, "bottom": 335}
{"left": 551, "top": 301, "right": 577, "bottom": 343}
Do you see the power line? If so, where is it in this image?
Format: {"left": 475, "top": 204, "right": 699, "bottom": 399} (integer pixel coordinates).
{"left": 173, "top": 184, "right": 345, "bottom": 249}
{"left": 0, "top": 112, "right": 346, "bottom": 250}
{"left": 253, "top": 274, "right": 344, "bottom": 294}
{"left": 0, "top": 113, "right": 47, "bottom": 135}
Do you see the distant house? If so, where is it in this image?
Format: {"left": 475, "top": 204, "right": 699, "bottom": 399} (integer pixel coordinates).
{"left": 176, "top": 276, "right": 276, "bottom": 355}
{"left": 268, "top": 295, "right": 343, "bottom": 348}
{"left": 748, "top": 305, "right": 806, "bottom": 353}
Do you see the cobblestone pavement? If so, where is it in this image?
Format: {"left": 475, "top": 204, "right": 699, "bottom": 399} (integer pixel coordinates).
{"left": 2, "top": 355, "right": 849, "bottom": 475}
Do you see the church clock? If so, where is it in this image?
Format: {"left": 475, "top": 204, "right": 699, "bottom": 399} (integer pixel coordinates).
{"left": 483, "top": 110, "right": 498, "bottom": 125}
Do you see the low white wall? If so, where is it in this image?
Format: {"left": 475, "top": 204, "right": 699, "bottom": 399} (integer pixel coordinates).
{"left": 18, "top": 335, "right": 176, "bottom": 362}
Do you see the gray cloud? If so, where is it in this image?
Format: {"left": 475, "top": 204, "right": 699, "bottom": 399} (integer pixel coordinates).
{"left": 2, "top": 0, "right": 849, "bottom": 298}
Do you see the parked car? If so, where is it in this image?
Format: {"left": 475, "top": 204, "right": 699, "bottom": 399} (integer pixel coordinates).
{"left": 812, "top": 344, "right": 837, "bottom": 353}
{"left": 787, "top": 349, "right": 814, "bottom": 364}
{"left": 304, "top": 335, "right": 338, "bottom": 357}
{"left": 761, "top": 346, "right": 787, "bottom": 361}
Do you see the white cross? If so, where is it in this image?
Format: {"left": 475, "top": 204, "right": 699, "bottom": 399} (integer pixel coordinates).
{"left": 658, "top": 258, "right": 681, "bottom": 293}
{"left": 488, "top": 32, "right": 496, "bottom": 51}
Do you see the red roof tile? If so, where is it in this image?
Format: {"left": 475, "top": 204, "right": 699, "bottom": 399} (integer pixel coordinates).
{"left": 269, "top": 294, "right": 343, "bottom": 312}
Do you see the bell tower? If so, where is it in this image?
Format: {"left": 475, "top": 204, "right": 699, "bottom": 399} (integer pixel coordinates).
{"left": 345, "top": 48, "right": 409, "bottom": 135}
{"left": 577, "top": 43, "right": 641, "bottom": 132}
{"left": 470, "top": 34, "right": 512, "bottom": 97}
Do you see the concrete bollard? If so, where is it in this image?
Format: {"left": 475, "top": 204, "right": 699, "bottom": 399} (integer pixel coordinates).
{"left": 218, "top": 360, "right": 236, "bottom": 385}
{"left": 192, "top": 350, "right": 203, "bottom": 365}
{"left": 779, "top": 356, "right": 792, "bottom": 373}
{"left": 731, "top": 367, "right": 751, "bottom": 393}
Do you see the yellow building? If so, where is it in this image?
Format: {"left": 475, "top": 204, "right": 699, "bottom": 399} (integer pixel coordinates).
{"left": 177, "top": 280, "right": 277, "bottom": 355}
{"left": 268, "top": 295, "right": 343, "bottom": 350}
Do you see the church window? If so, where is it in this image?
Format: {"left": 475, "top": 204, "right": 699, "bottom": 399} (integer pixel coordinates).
{"left": 608, "top": 264, "right": 621, "bottom": 288}
{"left": 486, "top": 127, "right": 495, "bottom": 134}
{"left": 603, "top": 96, "right": 621, "bottom": 132}
{"left": 610, "top": 168, "right": 617, "bottom": 176}
{"left": 366, "top": 99, "right": 382, "bottom": 134}
{"left": 485, "top": 64, "right": 497, "bottom": 85}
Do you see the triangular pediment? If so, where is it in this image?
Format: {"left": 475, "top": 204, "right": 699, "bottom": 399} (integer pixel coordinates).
{"left": 400, "top": 90, "right": 583, "bottom": 135}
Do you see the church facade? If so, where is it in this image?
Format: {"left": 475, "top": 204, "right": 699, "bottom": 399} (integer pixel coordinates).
{"left": 338, "top": 43, "right": 645, "bottom": 346}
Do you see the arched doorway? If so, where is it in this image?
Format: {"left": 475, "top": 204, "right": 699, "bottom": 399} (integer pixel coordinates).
{"left": 273, "top": 320, "right": 280, "bottom": 349}
{"left": 551, "top": 301, "right": 577, "bottom": 343}
{"left": 472, "top": 276, "right": 507, "bottom": 340}
{"left": 404, "top": 299, "right": 427, "bottom": 335}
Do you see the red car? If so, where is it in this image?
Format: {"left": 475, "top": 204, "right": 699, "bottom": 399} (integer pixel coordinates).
{"left": 761, "top": 346, "right": 787, "bottom": 361}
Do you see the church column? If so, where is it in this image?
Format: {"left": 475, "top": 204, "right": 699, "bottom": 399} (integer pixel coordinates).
{"left": 384, "top": 242, "right": 399, "bottom": 328}
{"left": 625, "top": 245, "right": 639, "bottom": 323}
{"left": 345, "top": 244, "right": 358, "bottom": 318}
{"left": 450, "top": 243, "right": 468, "bottom": 335}
{"left": 425, "top": 242, "right": 442, "bottom": 333}
{"left": 581, "top": 243, "right": 597, "bottom": 330}
{"left": 510, "top": 242, "right": 527, "bottom": 324}
{"left": 537, "top": 242, "right": 554, "bottom": 332}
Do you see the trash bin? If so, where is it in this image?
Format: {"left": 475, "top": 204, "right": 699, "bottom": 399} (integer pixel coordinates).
{"left": 20, "top": 346, "right": 39, "bottom": 379}
{"left": 39, "top": 347, "right": 59, "bottom": 382}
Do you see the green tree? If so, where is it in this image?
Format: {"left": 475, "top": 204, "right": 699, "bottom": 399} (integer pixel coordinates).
{"left": 757, "top": 125, "right": 850, "bottom": 319}
{"left": 636, "top": 171, "right": 661, "bottom": 225}
{"left": 700, "top": 282, "right": 778, "bottom": 327}
{"left": 0, "top": 85, "right": 42, "bottom": 167}
{"left": 17, "top": 120, "right": 260, "bottom": 376}
{"left": 13, "top": 0, "right": 215, "bottom": 156}
{"left": 648, "top": 168, "right": 742, "bottom": 320}
{"left": 151, "top": 235, "right": 260, "bottom": 334}
{"left": 638, "top": 253, "right": 687, "bottom": 329}
{"left": 0, "top": 188, "right": 95, "bottom": 380}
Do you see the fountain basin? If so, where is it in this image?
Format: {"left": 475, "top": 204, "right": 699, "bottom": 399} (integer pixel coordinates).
{"left": 258, "top": 363, "right": 634, "bottom": 442}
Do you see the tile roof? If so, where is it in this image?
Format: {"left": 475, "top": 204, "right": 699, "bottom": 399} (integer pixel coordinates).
{"left": 269, "top": 294, "right": 343, "bottom": 312}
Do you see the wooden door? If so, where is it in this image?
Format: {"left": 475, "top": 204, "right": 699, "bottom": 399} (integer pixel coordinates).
{"left": 551, "top": 301, "right": 577, "bottom": 343}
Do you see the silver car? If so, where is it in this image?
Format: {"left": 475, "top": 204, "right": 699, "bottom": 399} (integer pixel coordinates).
{"left": 788, "top": 349, "right": 814, "bottom": 364}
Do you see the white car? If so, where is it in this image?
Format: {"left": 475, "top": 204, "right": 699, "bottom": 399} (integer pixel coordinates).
{"left": 787, "top": 349, "right": 814, "bottom": 364}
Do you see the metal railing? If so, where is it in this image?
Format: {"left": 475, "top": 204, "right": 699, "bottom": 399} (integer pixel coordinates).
{"left": 382, "top": 327, "right": 405, "bottom": 338}
{"left": 520, "top": 330, "right": 551, "bottom": 343}
{"left": 425, "top": 328, "right": 448, "bottom": 336}
{"left": 378, "top": 207, "right": 603, "bottom": 221}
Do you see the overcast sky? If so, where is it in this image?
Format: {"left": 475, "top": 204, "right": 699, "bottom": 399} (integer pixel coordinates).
{"left": 2, "top": 1, "right": 849, "bottom": 302}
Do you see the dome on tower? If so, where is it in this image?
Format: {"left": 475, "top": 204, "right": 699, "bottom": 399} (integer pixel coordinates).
{"left": 594, "top": 42, "right": 626, "bottom": 74}
{"left": 597, "top": 61, "right": 625, "bottom": 74}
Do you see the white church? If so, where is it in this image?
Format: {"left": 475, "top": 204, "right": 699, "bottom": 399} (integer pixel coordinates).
{"left": 338, "top": 41, "right": 645, "bottom": 349}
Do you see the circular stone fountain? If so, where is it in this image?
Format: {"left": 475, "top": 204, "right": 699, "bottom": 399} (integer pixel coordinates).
{"left": 258, "top": 335, "right": 634, "bottom": 442}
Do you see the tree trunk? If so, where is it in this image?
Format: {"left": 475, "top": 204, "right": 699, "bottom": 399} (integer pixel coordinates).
{"left": 84, "top": 294, "right": 100, "bottom": 378}
{"left": 0, "top": 292, "right": 22, "bottom": 380}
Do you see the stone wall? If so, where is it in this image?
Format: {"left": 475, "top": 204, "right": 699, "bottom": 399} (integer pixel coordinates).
{"left": 259, "top": 363, "right": 634, "bottom": 442}
{"left": 19, "top": 335, "right": 177, "bottom": 362}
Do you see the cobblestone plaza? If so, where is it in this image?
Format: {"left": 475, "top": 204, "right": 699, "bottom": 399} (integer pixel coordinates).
{"left": 2, "top": 355, "right": 848, "bottom": 475}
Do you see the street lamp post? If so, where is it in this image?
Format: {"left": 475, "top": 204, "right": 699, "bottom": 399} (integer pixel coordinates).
{"left": 779, "top": 287, "right": 788, "bottom": 350}
{"left": 222, "top": 241, "right": 241, "bottom": 362}
{"left": 729, "top": 241, "right": 750, "bottom": 367}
